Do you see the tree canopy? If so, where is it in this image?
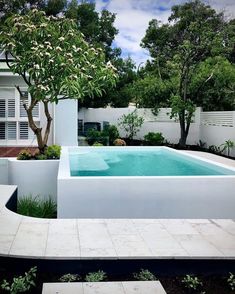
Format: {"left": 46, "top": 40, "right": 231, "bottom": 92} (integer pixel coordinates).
{"left": 0, "top": 9, "right": 117, "bottom": 152}
{"left": 140, "top": 0, "right": 235, "bottom": 146}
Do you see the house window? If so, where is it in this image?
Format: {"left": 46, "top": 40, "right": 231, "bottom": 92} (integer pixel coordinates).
{"left": 0, "top": 122, "right": 17, "bottom": 140}
{"left": 7, "top": 122, "right": 17, "bottom": 140}
{"left": 0, "top": 122, "right": 5, "bottom": 139}
{"left": 19, "top": 122, "right": 29, "bottom": 139}
{"left": 8, "top": 99, "right": 15, "bottom": 117}
{"left": 0, "top": 87, "right": 40, "bottom": 144}
{"left": 0, "top": 99, "right": 6, "bottom": 118}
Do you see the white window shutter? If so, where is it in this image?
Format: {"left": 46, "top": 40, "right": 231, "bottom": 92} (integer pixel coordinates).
{"left": 0, "top": 122, "right": 6, "bottom": 139}
{"left": 19, "top": 121, "right": 28, "bottom": 139}
{"left": 7, "top": 99, "right": 15, "bottom": 117}
{"left": 0, "top": 99, "right": 6, "bottom": 118}
{"left": 7, "top": 122, "right": 16, "bottom": 140}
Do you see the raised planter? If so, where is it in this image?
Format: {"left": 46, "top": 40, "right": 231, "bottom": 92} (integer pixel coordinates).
{"left": 8, "top": 158, "right": 59, "bottom": 201}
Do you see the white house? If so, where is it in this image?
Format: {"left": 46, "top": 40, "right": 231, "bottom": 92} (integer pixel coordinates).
{"left": 0, "top": 52, "right": 78, "bottom": 147}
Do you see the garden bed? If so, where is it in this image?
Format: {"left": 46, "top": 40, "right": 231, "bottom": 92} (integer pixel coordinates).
{"left": 0, "top": 265, "right": 234, "bottom": 294}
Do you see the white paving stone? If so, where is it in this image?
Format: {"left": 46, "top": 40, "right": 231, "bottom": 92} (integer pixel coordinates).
{"left": 10, "top": 222, "right": 48, "bottom": 257}
{"left": 106, "top": 219, "right": 138, "bottom": 235}
{"left": 42, "top": 281, "right": 167, "bottom": 294}
{"left": 122, "top": 281, "right": 166, "bottom": 294}
{"left": 0, "top": 234, "right": 16, "bottom": 255}
{"left": 78, "top": 222, "right": 117, "bottom": 258}
{"left": 111, "top": 234, "right": 153, "bottom": 258}
{"left": 212, "top": 219, "right": 235, "bottom": 235}
{"left": 83, "top": 282, "right": 124, "bottom": 294}
{"left": 174, "top": 235, "right": 224, "bottom": 257}
{"left": 42, "top": 282, "right": 83, "bottom": 294}
{"left": 0, "top": 208, "right": 22, "bottom": 235}
{"left": 1, "top": 185, "right": 235, "bottom": 260}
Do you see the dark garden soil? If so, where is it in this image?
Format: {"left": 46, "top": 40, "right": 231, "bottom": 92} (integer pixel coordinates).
{"left": 0, "top": 266, "right": 234, "bottom": 294}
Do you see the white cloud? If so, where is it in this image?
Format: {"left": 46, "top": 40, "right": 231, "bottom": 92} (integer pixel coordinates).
{"left": 95, "top": 0, "right": 235, "bottom": 65}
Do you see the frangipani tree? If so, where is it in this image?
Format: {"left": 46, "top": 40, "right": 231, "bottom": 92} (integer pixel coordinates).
{"left": 0, "top": 9, "right": 117, "bottom": 152}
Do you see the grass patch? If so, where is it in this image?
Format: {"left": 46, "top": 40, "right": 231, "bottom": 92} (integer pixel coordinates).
{"left": 17, "top": 196, "right": 57, "bottom": 218}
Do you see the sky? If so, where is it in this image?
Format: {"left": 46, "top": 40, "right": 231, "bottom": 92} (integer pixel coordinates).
{"left": 93, "top": 0, "right": 235, "bottom": 66}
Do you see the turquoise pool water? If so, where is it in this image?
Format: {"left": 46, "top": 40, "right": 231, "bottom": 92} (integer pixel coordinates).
{"left": 69, "top": 148, "right": 235, "bottom": 177}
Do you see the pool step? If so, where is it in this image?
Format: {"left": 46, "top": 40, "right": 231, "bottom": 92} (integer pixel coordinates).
{"left": 42, "top": 281, "right": 167, "bottom": 294}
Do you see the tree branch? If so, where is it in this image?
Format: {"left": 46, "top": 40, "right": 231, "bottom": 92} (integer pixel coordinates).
{"left": 5, "top": 51, "right": 13, "bottom": 70}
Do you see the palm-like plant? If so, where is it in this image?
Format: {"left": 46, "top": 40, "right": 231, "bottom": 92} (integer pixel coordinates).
{"left": 220, "top": 140, "right": 235, "bottom": 157}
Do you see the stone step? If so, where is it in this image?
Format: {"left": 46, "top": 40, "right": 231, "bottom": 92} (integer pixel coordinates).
{"left": 42, "top": 281, "right": 167, "bottom": 294}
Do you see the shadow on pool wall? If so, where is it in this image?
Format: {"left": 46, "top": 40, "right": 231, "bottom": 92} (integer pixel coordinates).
{"left": 57, "top": 146, "right": 235, "bottom": 219}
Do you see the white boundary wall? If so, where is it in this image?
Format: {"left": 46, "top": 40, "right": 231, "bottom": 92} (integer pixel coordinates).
{"left": 79, "top": 107, "right": 201, "bottom": 145}
{"left": 79, "top": 107, "right": 235, "bottom": 156}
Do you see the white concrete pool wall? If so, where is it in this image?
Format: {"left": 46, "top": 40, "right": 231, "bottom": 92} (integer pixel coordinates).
{"left": 57, "top": 146, "right": 235, "bottom": 219}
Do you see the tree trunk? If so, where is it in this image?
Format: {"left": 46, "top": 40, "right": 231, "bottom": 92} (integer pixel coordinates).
{"left": 26, "top": 104, "right": 45, "bottom": 153}
{"left": 26, "top": 100, "right": 52, "bottom": 154}
{"left": 179, "top": 129, "right": 188, "bottom": 147}
{"left": 178, "top": 110, "right": 193, "bottom": 148}
{"left": 42, "top": 101, "right": 53, "bottom": 147}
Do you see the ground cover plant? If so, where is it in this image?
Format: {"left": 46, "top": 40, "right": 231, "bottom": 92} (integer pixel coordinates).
{"left": 133, "top": 269, "right": 157, "bottom": 281}
{"left": 17, "top": 196, "right": 57, "bottom": 218}
{"left": 1, "top": 267, "right": 37, "bottom": 294}
{"left": 1, "top": 266, "right": 235, "bottom": 294}
{"left": 17, "top": 145, "right": 61, "bottom": 160}
{"left": 85, "top": 271, "right": 107, "bottom": 282}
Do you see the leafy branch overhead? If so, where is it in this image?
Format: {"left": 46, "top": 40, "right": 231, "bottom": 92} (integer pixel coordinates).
{"left": 0, "top": 9, "right": 117, "bottom": 103}
{"left": 0, "top": 9, "right": 117, "bottom": 152}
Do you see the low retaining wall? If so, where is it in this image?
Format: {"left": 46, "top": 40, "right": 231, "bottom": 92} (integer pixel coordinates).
{"left": 8, "top": 159, "right": 59, "bottom": 201}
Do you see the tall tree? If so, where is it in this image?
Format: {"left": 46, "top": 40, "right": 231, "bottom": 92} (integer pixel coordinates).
{"left": 0, "top": 9, "right": 117, "bottom": 152}
{"left": 141, "top": 0, "right": 228, "bottom": 146}
{"left": 66, "top": 1, "right": 136, "bottom": 107}
{"left": 0, "top": 0, "right": 66, "bottom": 22}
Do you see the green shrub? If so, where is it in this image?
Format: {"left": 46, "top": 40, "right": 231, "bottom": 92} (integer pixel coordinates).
{"left": 35, "top": 154, "right": 47, "bottom": 160}
{"left": 93, "top": 142, "right": 104, "bottom": 146}
{"left": 17, "top": 150, "right": 32, "bottom": 160}
{"left": 59, "top": 273, "right": 80, "bottom": 283}
{"left": 134, "top": 269, "right": 157, "bottom": 281}
{"left": 87, "top": 129, "right": 108, "bottom": 146}
{"left": 220, "top": 140, "right": 235, "bottom": 157}
{"left": 118, "top": 110, "right": 144, "bottom": 140}
{"left": 208, "top": 144, "right": 221, "bottom": 154}
{"left": 44, "top": 145, "right": 61, "bottom": 159}
{"left": 17, "top": 145, "right": 61, "bottom": 160}
{"left": 182, "top": 275, "right": 202, "bottom": 291}
{"left": 17, "top": 196, "right": 57, "bottom": 218}
{"left": 228, "top": 272, "right": 235, "bottom": 291}
{"left": 85, "top": 270, "right": 106, "bottom": 282}
{"left": 144, "top": 132, "right": 165, "bottom": 146}
{"left": 102, "top": 125, "right": 119, "bottom": 145}
{"left": 1, "top": 266, "right": 37, "bottom": 294}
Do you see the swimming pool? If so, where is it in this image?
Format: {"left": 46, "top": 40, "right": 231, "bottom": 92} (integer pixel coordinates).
{"left": 69, "top": 148, "right": 235, "bottom": 177}
{"left": 58, "top": 147, "right": 235, "bottom": 219}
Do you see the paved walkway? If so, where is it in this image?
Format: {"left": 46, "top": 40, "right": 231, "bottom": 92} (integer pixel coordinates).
{"left": 0, "top": 185, "right": 235, "bottom": 260}
{"left": 42, "top": 281, "right": 166, "bottom": 294}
